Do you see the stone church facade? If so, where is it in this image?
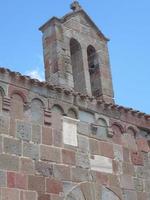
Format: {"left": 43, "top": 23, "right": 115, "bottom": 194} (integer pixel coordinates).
{"left": 0, "top": 1, "right": 150, "bottom": 200}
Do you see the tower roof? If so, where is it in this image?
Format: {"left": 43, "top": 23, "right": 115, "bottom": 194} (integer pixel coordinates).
{"left": 39, "top": 1, "right": 109, "bottom": 41}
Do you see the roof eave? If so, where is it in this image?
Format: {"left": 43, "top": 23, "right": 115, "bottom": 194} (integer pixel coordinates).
{"left": 39, "top": 17, "right": 61, "bottom": 32}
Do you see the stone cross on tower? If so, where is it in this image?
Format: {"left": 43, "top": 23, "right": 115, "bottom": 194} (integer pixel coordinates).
{"left": 70, "top": 1, "right": 82, "bottom": 11}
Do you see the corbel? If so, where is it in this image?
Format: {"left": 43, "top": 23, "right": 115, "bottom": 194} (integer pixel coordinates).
{"left": 44, "top": 109, "right": 51, "bottom": 125}
{"left": 2, "top": 96, "right": 11, "bottom": 111}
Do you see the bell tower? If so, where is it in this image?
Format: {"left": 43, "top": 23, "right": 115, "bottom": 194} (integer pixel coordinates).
{"left": 39, "top": 1, "right": 114, "bottom": 103}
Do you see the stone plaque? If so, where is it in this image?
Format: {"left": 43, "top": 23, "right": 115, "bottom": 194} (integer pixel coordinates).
{"left": 90, "top": 155, "right": 113, "bottom": 173}
{"left": 63, "top": 116, "right": 79, "bottom": 146}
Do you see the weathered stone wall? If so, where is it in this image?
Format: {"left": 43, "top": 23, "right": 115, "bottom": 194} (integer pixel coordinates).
{"left": 0, "top": 3, "right": 149, "bottom": 200}
{"left": 0, "top": 69, "right": 149, "bottom": 200}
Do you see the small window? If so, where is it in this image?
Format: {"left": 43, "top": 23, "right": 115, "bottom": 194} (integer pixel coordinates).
{"left": 87, "top": 45, "right": 98, "bottom": 74}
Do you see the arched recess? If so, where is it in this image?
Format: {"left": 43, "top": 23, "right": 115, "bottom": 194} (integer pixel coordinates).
{"left": 112, "top": 123, "right": 123, "bottom": 144}
{"left": 96, "top": 118, "right": 108, "bottom": 138}
{"left": 70, "top": 38, "right": 86, "bottom": 94}
{"left": 66, "top": 186, "right": 85, "bottom": 200}
{"left": 51, "top": 104, "right": 64, "bottom": 132}
{"left": 9, "top": 93, "right": 24, "bottom": 136}
{"left": 127, "top": 127, "right": 137, "bottom": 138}
{"left": 9, "top": 90, "right": 27, "bottom": 104}
{"left": 51, "top": 104, "right": 64, "bottom": 115}
{"left": 31, "top": 98, "right": 44, "bottom": 124}
{"left": 0, "top": 87, "right": 5, "bottom": 112}
{"left": 10, "top": 93, "right": 24, "bottom": 119}
{"left": 67, "top": 108, "right": 78, "bottom": 119}
{"left": 87, "top": 45, "right": 101, "bottom": 97}
{"left": 65, "top": 183, "right": 120, "bottom": 200}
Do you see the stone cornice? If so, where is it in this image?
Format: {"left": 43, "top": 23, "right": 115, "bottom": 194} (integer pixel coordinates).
{"left": 0, "top": 67, "right": 149, "bottom": 129}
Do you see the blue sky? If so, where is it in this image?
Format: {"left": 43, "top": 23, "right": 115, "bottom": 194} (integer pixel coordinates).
{"left": 0, "top": 0, "right": 150, "bottom": 114}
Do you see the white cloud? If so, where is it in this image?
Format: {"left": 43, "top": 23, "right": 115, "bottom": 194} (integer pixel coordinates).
{"left": 25, "top": 68, "right": 45, "bottom": 81}
{"left": 25, "top": 54, "right": 45, "bottom": 81}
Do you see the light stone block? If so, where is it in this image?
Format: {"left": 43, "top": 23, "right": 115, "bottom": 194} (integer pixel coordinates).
{"left": 90, "top": 155, "right": 112, "bottom": 173}
{"left": 63, "top": 116, "right": 79, "bottom": 146}
{"left": 79, "top": 110, "right": 94, "bottom": 124}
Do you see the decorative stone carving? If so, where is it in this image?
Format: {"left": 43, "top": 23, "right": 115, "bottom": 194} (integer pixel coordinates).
{"left": 2, "top": 96, "right": 11, "bottom": 111}
{"left": 44, "top": 109, "right": 51, "bottom": 125}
